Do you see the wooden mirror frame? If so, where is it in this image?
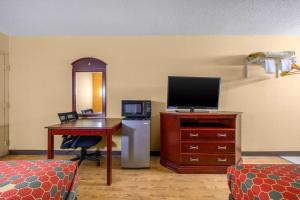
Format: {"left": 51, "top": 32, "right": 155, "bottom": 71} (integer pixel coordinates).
{"left": 72, "top": 57, "right": 106, "bottom": 118}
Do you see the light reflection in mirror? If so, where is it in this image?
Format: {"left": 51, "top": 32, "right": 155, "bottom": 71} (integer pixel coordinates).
{"left": 76, "top": 72, "right": 103, "bottom": 114}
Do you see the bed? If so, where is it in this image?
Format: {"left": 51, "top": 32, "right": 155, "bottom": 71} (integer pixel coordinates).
{"left": 0, "top": 160, "right": 78, "bottom": 200}
{"left": 227, "top": 164, "right": 300, "bottom": 200}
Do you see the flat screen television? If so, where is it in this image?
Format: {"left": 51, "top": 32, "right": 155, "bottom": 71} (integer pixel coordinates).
{"left": 167, "top": 76, "right": 220, "bottom": 111}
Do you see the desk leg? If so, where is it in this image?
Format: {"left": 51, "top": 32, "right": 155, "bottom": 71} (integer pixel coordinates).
{"left": 48, "top": 130, "right": 54, "bottom": 159}
{"left": 107, "top": 132, "right": 112, "bottom": 185}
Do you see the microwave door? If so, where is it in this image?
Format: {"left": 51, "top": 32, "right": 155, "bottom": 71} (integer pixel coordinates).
{"left": 124, "top": 103, "right": 143, "bottom": 116}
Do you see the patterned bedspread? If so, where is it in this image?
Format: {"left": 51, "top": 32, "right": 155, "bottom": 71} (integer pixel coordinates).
{"left": 0, "top": 160, "right": 78, "bottom": 200}
{"left": 227, "top": 164, "right": 300, "bottom": 200}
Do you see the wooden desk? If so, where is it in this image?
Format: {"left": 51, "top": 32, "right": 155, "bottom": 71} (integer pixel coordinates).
{"left": 46, "top": 118, "right": 122, "bottom": 185}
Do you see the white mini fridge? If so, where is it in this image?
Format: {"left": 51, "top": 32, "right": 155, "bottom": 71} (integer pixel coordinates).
{"left": 121, "top": 119, "right": 150, "bottom": 168}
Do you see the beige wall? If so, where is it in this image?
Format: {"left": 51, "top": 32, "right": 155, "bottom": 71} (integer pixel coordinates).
{"left": 9, "top": 36, "right": 300, "bottom": 151}
{"left": 0, "top": 33, "right": 9, "bottom": 53}
{"left": 0, "top": 33, "right": 9, "bottom": 156}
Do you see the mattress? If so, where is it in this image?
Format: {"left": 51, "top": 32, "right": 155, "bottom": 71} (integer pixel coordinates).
{"left": 227, "top": 164, "right": 300, "bottom": 200}
{"left": 0, "top": 160, "right": 78, "bottom": 200}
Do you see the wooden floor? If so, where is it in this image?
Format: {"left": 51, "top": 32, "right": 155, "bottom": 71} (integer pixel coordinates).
{"left": 0, "top": 155, "right": 290, "bottom": 200}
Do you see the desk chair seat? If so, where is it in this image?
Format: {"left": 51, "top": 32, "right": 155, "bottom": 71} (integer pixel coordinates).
{"left": 71, "top": 136, "right": 102, "bottom": 148}
{"left": 58, "top": 112, "right": 102, "bottom": 166}
{"left": 61, "top": 136, "right": 78, "bottom": 149}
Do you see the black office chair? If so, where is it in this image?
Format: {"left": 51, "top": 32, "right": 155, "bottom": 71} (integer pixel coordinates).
{"left": 58, "top": 111, "right": 102, "bottom": 166}
{"left": 58, "top": 112, "right": 79, "bottom": 149}
{"left": 81, "top": 108, "right": 94, "bottom": 114}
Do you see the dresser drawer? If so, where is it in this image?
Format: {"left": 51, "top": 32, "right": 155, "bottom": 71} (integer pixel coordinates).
{"left": 181, "top": 142, "right": 235, "bottom": 154}
{"left": 181, "top": 154, "right": 235, "bottom": 166}
{"left": 181, "top": 129, "right": 235, "bottom": 141}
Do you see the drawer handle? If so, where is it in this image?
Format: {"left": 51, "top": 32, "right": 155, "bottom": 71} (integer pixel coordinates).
{"left": 217, "top": 133, "right": 227, "bottom": 137}
{"left": 217, "top": 158, "right": 227, "bottom": 162}
{"left": 189, "top": 157, "right": 199, "bottom": 162}
{"left": 217, "top": 146, "right": 227, "bottom": 150}
{"left": 189, "top": 145, "right": 199, "bottom": 150}
{"left": 189, "top": 133, "right": 199, "bottom": 137}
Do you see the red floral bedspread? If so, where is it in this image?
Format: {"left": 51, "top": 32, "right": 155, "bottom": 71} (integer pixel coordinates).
{"left": 0, "top": 160, "right": 78, "bottom": 200}
{"left": 227, "top": 164, "right": 300, "bottom": 200}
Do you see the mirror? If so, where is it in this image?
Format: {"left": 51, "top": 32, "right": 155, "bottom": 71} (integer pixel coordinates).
{"left": 76, "top": 72, "right": 103, "bottom": 114}
{"left": 72, "top": 57, "right": 106, "bottom": 117}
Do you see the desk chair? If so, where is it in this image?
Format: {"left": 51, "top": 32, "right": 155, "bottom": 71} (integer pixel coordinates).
{"left": 58, "top": 111, "right": 102, "bottom": 166}
{"left": 81, "top": 108, "right": 94, "bottom": 114}
{"left": 58, "top": 112, "right": 78, "bottom": 149}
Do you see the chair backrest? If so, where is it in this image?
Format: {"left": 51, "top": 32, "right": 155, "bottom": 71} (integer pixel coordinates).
{"left": 81, "top": 109, "right": 94, "bottom": 114}
{"left": 66, "top": 112, "right": 79, "bottom": 121}
{"left": 57, "top": 112, "right": 79, "bottom": 149}
{"left": 58, "top": 111, "right": 78, "bottom": 123}
{"left": 58, "top": 113, "right": 68, "bottom": 123}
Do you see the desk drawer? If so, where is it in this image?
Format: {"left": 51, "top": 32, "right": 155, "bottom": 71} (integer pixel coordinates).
{"left": 181, "top": 142, "right": 235, "bottom": 154}
{"left": 181, "top": 154, "right": 235, "bottom": 166}
{"left": 181, "top": 129, "right": 235, "bottom": 141}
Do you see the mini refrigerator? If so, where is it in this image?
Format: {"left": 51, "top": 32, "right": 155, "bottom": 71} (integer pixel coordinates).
{"left": 121, "top": 119, "right": 150, "bottom": 168}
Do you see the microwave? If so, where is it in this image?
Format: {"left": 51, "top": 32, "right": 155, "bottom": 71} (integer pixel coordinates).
{"left": 122, "top": 100, "right": 151, "bottom": 119}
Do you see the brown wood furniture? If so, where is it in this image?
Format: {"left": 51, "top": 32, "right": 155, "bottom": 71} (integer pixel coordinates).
{"left": 160, "top": 111, "right": 241, "bottom": 173}
{"left": 46, "top": 118, "right": 122, "bottom": 185}
{"left": 72, "top": 57, "right": 107, "bottom": 117}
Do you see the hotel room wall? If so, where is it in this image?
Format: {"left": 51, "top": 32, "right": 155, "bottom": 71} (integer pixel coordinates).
{"left": 0, "top": 32, "right": 9, "bottom": 156}
{"left": 0, "top": 33, "right": 9, "bottom": 52}
{"left": 8, "top": 36, "right": 300, "bottom": 152}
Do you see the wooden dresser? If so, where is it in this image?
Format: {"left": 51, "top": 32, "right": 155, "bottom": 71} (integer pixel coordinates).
{"left": 160, "top": 111, "right": 241, "bottom": 173}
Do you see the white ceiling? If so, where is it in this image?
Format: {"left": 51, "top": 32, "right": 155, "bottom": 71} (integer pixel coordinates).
{"left": 1, "top": 0, "right": 300, "bottom": 36}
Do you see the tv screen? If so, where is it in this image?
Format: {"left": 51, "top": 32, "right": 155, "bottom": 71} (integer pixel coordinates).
{"left": 167, "top": 76, "right": 220, "bottom": 109}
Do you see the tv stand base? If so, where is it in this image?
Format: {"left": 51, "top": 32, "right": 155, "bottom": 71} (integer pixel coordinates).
{"left": 160, "top": 111, "right": 241, "bottom": 174}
